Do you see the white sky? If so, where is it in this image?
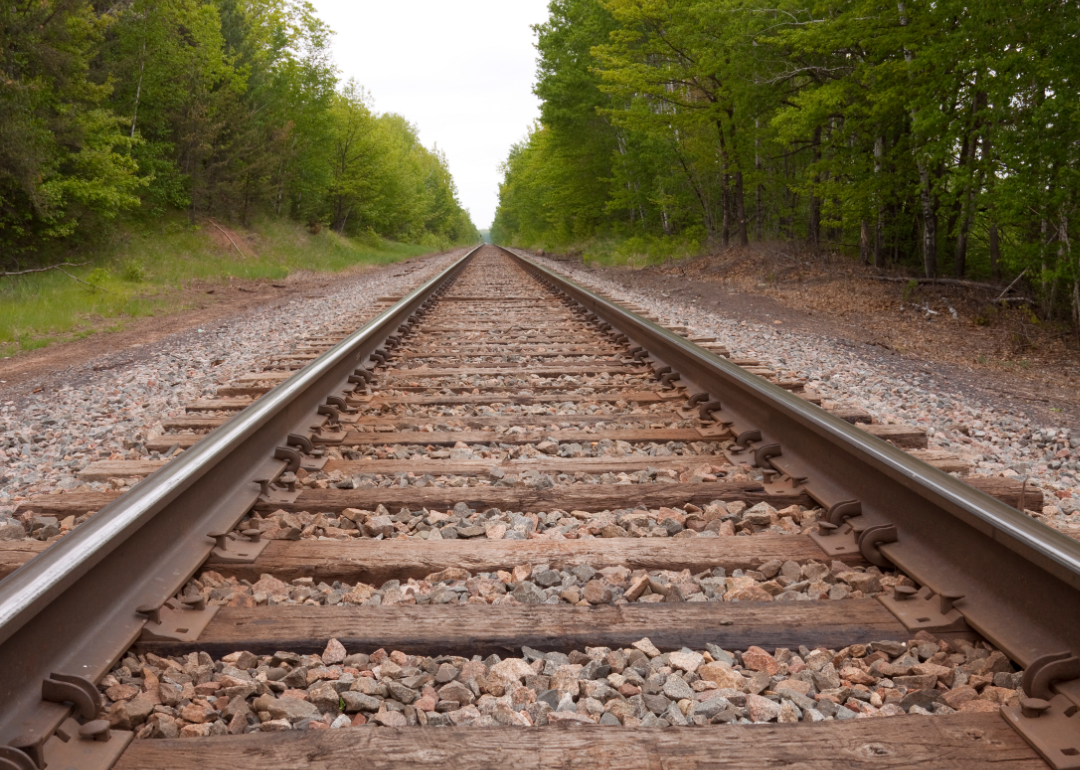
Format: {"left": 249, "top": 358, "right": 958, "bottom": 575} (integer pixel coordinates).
{"left": 310, "top": 0, "right": 552, "bottom": 230}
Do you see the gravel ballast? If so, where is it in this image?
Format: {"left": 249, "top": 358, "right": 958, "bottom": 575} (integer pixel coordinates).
{"left": 101, "top": 634, "right": 1023, "bottom": 737}
{"left": 0, "top": 252, "right": 465, "bottom": 535}
{"left": 183, "top": 555, "right": 899, "bottom": 609}
{"left": 241, "top": 499, "right": 822, "bottom": 542}
{"left": 525, "top": 252, "right": 1080, "bottom": 540}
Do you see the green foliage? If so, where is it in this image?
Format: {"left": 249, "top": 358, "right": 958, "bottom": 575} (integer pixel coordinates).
{"left": 494, "top": 0, "right": 1080, "bottom": 328}
{"left": 0, "top": 1, "right": 145, "bottom": 254}
{"left": 319, "top": 84, "right": 477, "bottom": 247}
{"left": 84, "top": 268, "right": 111, "bottom": 289}
{"left": 3, "top": 0, "right": 478, "bottom": 270}
{"left": 119, "top": 259, "right": 148, "bottom": 282}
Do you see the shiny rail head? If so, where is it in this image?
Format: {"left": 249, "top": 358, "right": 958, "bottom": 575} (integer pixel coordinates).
{"left": 0, "top": 246, "right": 481, "bottom": 645}
{"left": 499, "top": 242, "right": 1080, "bottom": 669}
{"left": 499, "top": 244, "right": 1080, "bottom": 583}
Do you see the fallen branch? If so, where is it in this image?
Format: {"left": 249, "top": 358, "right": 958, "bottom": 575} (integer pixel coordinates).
{"left": 871, "top": 275, "right": 1002, "bottom": 291}
{"left": 994, "top": 267, "right": 1029, "bottom": 302}
{"left": 208, "top": 219, "right": 250, "bottom": 258}
{"left": 1, "top": 261, "right": 89, "bottom": 278}
{"left": 873, "top": 273, "right": 1033, "bottom": 304}
{"left": 57, "top": 267, "right": 112, "bottom": 293}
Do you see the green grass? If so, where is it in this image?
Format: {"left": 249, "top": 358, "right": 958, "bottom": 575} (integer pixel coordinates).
{"left": 516, "top": 233, "right": 704, "bottom": 269}
{"left": 0, "top": 216, "right": 435, "bottom": 357}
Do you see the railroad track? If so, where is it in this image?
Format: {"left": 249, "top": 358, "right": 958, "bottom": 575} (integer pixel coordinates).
{"left": 0, "top": 244, "right": 1078, "bottom": 769}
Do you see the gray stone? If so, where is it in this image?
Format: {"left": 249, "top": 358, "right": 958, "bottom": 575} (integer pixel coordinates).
{"left": 253, "top": 694, "right": 320, "bottom": 723}
{"left": 340, "top": 691, "right": 380, "bottom": 712}
{"left": 511, "top": 581, "right": 546, "bottom": 604}
{"left": 870, "top": 640, "right": 907, "bottom": 657}
{"left": 639, "top": 712, "right": 665, "bottom": 727}
{"left": 693, "top": 697, "right": 731, "bottom": 718}
{"left": 0, "top": 521, "right": 26, "bottom": 540}
{"left": 811, "top": 664, "right": 841, "bottom": 692}
{"left": 281, "top": 667, "right": 308, "bottom": 688}
{"left": 746, "top": 671, "right": 772, "bottom": 695}
{"left": 899, "top": 688, "right": 943, "bottom": 712}
{"left": 545, "top": 652, "right": 571, "bottom": 667}
{"left": 521, "top": 646, "right": 546, "bottom": 662}
{"left": 659, "top": 518, "right": 684, "bottom": 535}
{"left": 662, "top": 675, "right": 694, "bottom": 701}
{"left": 386, "top": 681, "right": 419, "bottom": 704}
{"left": 664, "top": 702, "right": 689, "bottom": 726}
{"left": 816, "top": 698, "right": 837, "bottom": 717}
{"left": 705, "top": 644, "right": 735, "bottom": 666}
{"left": 994, "top": 671, "right": 1023, "bottom": 690}
{"left": 579, "top": 660, "right": 611, "bottom": 681}
{"left": 643, "top": 693, "right": 670, "bottom": 715}
{"left": 775, "top": 687, "right": 817, "bottom": 712}
{"left": 570, "top": 565, "right": 597, "bottom": 583}
{"left": 434, "top": 663, "right": 460, "bottom": 683}
{"left": 533, "top": 569, "right": 562, "bottom": 588}
{"left": 537, "top": 689, "right": 561, "bottom": 710}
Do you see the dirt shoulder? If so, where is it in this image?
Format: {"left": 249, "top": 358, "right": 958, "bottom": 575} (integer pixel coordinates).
{"left": 0, "top": 255, "right": 442, "bottom": 399}
{"left": 544, "top": 247, "right": 1080, "bottom": 430}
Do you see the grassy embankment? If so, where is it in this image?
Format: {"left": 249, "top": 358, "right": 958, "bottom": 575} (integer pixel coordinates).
{"left": 0, "top": 217, "right": 433, "bottom": 358}
{"left": 517, "top": 234, "right": 704, "bottom": 268}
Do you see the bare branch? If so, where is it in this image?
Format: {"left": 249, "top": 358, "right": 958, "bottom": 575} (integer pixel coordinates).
{"left": 0, "top": 261, "right": 89, "bottom": 277}
{"left": 208, "top": 219, "right": 251, "bottom": 258}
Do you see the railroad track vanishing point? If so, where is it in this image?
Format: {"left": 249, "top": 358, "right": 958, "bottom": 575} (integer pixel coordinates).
{"left": 0, "top": 244, "right": 1078, "bottom": 769}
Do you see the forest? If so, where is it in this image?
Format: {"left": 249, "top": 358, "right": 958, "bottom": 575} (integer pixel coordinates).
{"left": 492, "top": 0, "right": 1080, "bottom": 325}
{"left": 1, "top": 0, "right": 479, "bottom": 266}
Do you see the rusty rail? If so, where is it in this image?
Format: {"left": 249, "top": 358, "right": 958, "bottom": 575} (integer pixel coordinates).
{"left": 503, "top": 245, "right": 1080, "bottom": 768}
{"left": 1, "top": 241, "right": 1078, "bottom": 768}
{"left": 0, "top": 247, "right": 478, "bottom": 766}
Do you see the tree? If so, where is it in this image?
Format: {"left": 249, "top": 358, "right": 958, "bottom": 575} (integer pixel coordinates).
{"left": 0, "top": 0, "right": 143, "bottom": 260}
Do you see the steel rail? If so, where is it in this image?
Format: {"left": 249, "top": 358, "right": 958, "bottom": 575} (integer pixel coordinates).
{"left": 0, "top": 246, "right": 478, "bottom": 764}
{"left": 504, "top": 247, "right": 1080, "bottom": 676}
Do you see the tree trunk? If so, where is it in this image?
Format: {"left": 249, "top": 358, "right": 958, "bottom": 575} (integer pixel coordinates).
{"left": 716, "top": 121, "right": 730, "bottom": 246}
{"left": 860, "top": 220, "right": 871, "bottom": 264}
{"left": 953, "top": 89, "right": 984, "bottom": 278}
{"left": 898, "top": 2, "right": 936, "bottom": 277}
{"left": 735, "top": 171, "right": 748, "bottom": 246}
{"left": 725, "top": 112, "right": 748, "bottom": 246}
{"left": 1056, "top": 209, "right": 1071, "bottom": 331}
{"left": 875, "top": 209, "right": 886, "bottom": 268}
{"left": 131, "top": 42, "right": 146, "bottom": 138}
{"left": 988, "top": 219, "right": 1001, "bottom": 281}
{"left": 720, "top": 175, "right": 730, "bottom": 246}
{"left": 755, "top": 118, "right": 763, "bottom": 241}
{"left": 981, "top": 123, "right": 1000, "bottom": 281}
{"left": 809, "top": 126, "right": 822, "bottom": 251}
{"left": 873, "top": 135, "right": 885, "bottom": 268}
{"left": 676, "top": 154, "right": 715, "bottom": 239}
{"left": 954, "top": 203, "right": 973, "bottom": 278}
{"left": 954, "top": 137, "right": 979, "bottom": 279}
{"left": 919, "top": 167, "right": 937, "bottom": 277}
